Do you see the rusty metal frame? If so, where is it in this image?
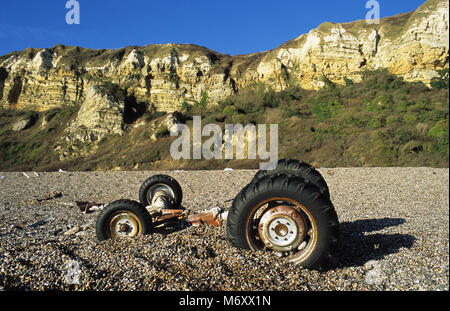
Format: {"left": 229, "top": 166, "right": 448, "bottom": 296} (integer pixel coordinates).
{"left": 148, "top": 206, "right": 228, "bottom": 229}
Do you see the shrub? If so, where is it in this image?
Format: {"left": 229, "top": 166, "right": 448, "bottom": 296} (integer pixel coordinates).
{"left": 320, "top": 75, "right": 336, "bottom": 89}
{"left": 386, "top": 115, "right": 400, "bottom": 126}
{"left": 155, "top": 126, "right": 170, "bottom": 138}
{"left": 393, "top": 101, "right": 411, "bottom": 113}
{"left": 368, "top": 117, "right": 384, "bottom": 129}
{"left": 428, "top": 119, "right": 449, "bottom": 158}
{"left": 281, "top": 106, "right": 300, "bottom": 118}
{"left": 403, "top": 113, "right": 417, "bottom": 125}
{"left": 344, "top": 77, "right": 354, "bottom": 86}
{"left": 231, "top": 114, "right": 254, "bottom": 125}
{"left": 429, "top": 120, "right": 449, "bottom": 142}
{"left": 311, "top": 99, "right": 343, "bottom": 122}
{"left": 366, "top": 101, "right": 384, "bottom": 113}
{"left": 430, "top": 69, "right": 449, "bottom": 90}
{"left": 223, "top": 105, "right": 238, "bottom": 115}
{"left": 366, "top": 94, "right": 393, "bottom": 113}
{"left": 181, "top": 101, "right": 192, "bottom": 112}
{"left": 234, "top": 100, "right": 255, "bottom": 114}
{"left": 198, "top": 92, "right": 208, "bottom": 108}
{"left": 260, "top": 86, "right": 279, "bottom": 108}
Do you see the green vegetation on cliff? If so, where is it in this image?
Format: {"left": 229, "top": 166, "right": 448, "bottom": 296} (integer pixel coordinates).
{"left": 176, "top": 69, "right": 448, "bottom": 168}
{"left": 0, "top": 69, "right": 448, "bottom": 171}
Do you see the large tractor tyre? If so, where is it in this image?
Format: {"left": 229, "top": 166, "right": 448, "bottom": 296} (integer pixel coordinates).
{"left": 139, "top": 174, "right": 183, "bottom": 209}
{"left": 226, "top": 174, "right": 339, "bottom": 270}
{"left": 96, "top": 199, "right": 153, "bottom": 241}
{"left": 251, "top": 159, "right": 330, "bottom": 198}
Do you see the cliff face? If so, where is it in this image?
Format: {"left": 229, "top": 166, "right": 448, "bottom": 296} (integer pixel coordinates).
{"left": 0, "top": 0, "right": 448, "bottom": 114}
{"left": 0, "top": 44, "right": 238, "bottom": 113}
{"left": 257, "top": 0, "right": 449, "bottom": 90}
{"left": 0, "top": 0, "right": 448, "bottom": 113}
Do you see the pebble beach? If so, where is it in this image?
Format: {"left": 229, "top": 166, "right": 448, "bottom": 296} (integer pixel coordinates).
{"left": 0, "top": 168, "right": 448, "bottom": 291}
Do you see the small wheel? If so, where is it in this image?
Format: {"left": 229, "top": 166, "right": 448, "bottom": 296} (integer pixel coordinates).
{"left": 96, "top": 199, "right": 152, "bottom": 241}
{"left": 226, "top": 174, "right": 339, "bottom": 269}
{"left": 139, "top": 174, "right": 183, "bottom": 208}
{"left": 251, "top": 159, "right": 330, "bottom": 198}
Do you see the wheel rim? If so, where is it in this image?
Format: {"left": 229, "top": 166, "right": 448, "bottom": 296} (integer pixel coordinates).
{"left": 245, "top": 197, "right": 318, "bottom": 264}
{"left": 258, "top": 205, "right": 306, "bottom": 251}
{"left": 108, "top": 210, "right": 142, "bottom": 238}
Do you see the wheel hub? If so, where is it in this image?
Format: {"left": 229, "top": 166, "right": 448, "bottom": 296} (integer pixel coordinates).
{"left": 258, "top": 205, "right": 306, "bottom": 252}
{"left": 109, "top": 212, "right": 140, "bottom": 238}
{"left": 119, "top": 223, "right": 131, "bottom": 233}
{"left": 147, "top": 185, "right": 175, "bottom": 208}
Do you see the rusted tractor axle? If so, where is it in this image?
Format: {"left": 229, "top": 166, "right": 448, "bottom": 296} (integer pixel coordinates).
{"left": 95, "top": 159, "right": 339, "bottom": 269}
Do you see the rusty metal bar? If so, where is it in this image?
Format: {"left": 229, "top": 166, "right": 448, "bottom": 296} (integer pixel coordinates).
{"left": 187, "top": 212, "right": 223, "bottom": 227}
{"left": 151, "top": 207, "right": 228, "bottom": 228}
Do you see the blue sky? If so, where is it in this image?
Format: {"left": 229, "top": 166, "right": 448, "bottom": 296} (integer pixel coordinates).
{"left": 0, "top": 0, "right": 427, "bottom": 56}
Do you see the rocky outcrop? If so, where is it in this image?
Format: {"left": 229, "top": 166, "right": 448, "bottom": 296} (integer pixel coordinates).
{"left": 56, "top": 84, "right": 125, "bottom": 159}
{"left": 0, "top": 51, "right": 84, "bottom": 112}
{"left": 388, "top": 0, "right": 449, "bottom": 82}
{"left": 256, "top": 0, "right": 448, "bottom": 89}
{"left": 66, "top": 84, "right": 125, "bottom": 141}
{"left": 11, "top": 112, "right": 37, "bottom": 131}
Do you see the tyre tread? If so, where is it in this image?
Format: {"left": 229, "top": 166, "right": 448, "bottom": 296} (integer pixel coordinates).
{"left": 96, "top": 199, "right": 153, "bottom": 241}
{"left": 226, "top": 174, "right": 339, "bottom": 269}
